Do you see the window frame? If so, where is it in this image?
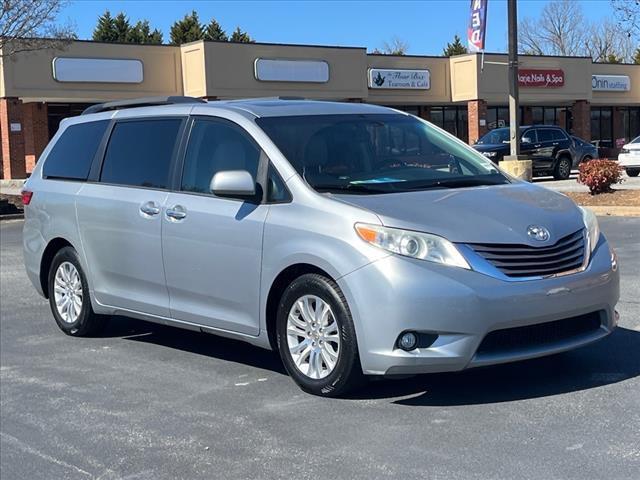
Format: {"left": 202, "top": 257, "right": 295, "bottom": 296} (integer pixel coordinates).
{"left": 174, "top": 115, "right": 291, "bottom": 205}
{"left": 92, "top": 116, "right": 188, "bottom": 191}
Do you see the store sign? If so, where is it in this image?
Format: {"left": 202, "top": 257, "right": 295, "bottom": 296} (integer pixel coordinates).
{"left": 368, "top": 68, "right": 430, "bottom": 90}
{"left": 53, "top": 57, "right": 143, "bottom": 83}
{"left": 467, "top": 0, "right": 488, "bottom": 52}
{"left": 518, "top": 69, "right": 564, "bottom": 88}
{"left": 254, "top": 58, "right": 329, "bottom": 83}
{"left": 592, "top": 75, "right": 630, "bottom": 92}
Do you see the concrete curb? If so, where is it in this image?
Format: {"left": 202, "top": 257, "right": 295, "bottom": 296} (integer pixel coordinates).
{"left": 583, "top": 206, "right": 640, "bottom": 217}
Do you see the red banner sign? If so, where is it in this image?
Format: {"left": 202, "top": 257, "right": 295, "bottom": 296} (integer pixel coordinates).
{"left": 518, "top": 69, "right": 565, "bottom": 88}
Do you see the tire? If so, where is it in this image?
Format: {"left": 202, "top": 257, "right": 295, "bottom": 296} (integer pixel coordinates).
{"left": 276, "top": 273, "right": 364, "bottom": 397}
{"left": 47, "top": 247, "right": 106, "bottom": 336}
{"left": 582, "top": 155, "right": 592, "bottom": 163}
{"left": 553, "top": 156, "right": 572, "bottom": 180}
{"left": 626, "top": 168, "right": 640, "bottom": 177}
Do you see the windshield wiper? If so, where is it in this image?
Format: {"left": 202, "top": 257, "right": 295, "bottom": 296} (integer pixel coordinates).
{"left": 404, "top": 177, "right": 507, "bottom": 190}
{"left": 313, "top": 183, "right": 390, "bottom": 194}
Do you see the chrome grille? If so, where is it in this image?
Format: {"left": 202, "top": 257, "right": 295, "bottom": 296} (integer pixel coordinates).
{"left": 468, "top": 229, "right": 585, "bottom": 278}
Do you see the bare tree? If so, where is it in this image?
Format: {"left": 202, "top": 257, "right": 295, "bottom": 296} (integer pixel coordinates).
{"left": 0, "top": 0, "right": 76, "bottom": 57}
{"left": 586, "top": 19, "right": 634, "bottom": 62}
{"left": 519, "top": 0, "right": 587, "bottom": 56}
{"left": 378, "top": 36, "right": 409, "bottom": 55}
{"left": 611, "top": 0, "right": 640, "bottom": 40}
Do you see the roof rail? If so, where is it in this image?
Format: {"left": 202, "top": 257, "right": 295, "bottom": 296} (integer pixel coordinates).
{"left": 82, "top": 96, "right": 206, "bottom": 115}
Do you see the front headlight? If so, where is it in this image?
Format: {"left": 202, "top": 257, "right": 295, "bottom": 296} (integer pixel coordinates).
{"left": 355, "top": 223, "right": 471, "bottom": 269}
{"left": 620, "top": 148, "right": 630, "bottom": 154}
{"left": 580, "top": 207, "right": 600, "bottom": 254}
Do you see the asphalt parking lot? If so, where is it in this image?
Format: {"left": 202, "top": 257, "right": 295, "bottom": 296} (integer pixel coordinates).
{"left": 1, "top": 218, "right": 639, "bottom": 480}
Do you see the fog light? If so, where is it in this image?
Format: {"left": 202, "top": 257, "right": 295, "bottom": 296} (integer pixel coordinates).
{"left": 398, "top": 331, "right": 418, "bottom": 351}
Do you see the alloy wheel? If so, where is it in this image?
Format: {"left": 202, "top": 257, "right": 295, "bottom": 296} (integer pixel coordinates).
{"left": 286, "top": 295, "right": 341, "bottom": 379}
{"left": 53, "top": 261, "right": 83, "bottom": 324}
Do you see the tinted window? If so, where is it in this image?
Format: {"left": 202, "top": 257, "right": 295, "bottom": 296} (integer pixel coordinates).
{"left": 521, "top": 130, "right": 537, "bottom": 144}
{"left": 551, "top": 129, "right": 567, "bottom": 141}
{"left": 537, "top": 129, "right": 553, "bottom": 142}
{"left": 181, "top": 119, "right": 260, "bottom": 194}
{"left": 100, "top": 119, "right": 182, "bottom": 189}
{"left": 43, "top": 120, "right": 109, "bottom": 180}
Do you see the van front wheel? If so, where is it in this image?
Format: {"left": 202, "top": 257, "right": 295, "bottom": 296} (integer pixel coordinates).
{"left": 276, "top": 273, "right": 364, "bottom": 397}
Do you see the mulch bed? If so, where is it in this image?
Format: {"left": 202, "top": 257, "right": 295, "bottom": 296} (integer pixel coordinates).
{"left": 564, "top": 189, "right": 640, "bottom": 207}
{"left": 0, "top": 193, "right": 24, "bottom": 214}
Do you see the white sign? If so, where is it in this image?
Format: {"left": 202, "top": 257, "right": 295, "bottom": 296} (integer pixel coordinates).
{"left": 592, "top": 74, "right": 630, "bottom": 92}
{"left": 10, "top": 122, "right": 21, "bottom": 132}
{"left": 254, "top": 59, "right": 329, "bottom": 83}
{"left": 368, "top": 68, "right": 430, "bottom": 90}
{"left": 53, "top": 57, "right": 144, "bottom": 83}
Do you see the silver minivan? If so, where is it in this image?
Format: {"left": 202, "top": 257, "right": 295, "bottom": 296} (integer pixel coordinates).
{"left": 23, "top": 97, "right": 620, "bottom": 396}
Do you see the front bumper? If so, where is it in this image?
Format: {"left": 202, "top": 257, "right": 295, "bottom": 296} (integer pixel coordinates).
{"left": 338, "top": 235, "right": 619, "bottom": 376}
{"left": 618, "top": 153, "right": 640, "bottom": 168}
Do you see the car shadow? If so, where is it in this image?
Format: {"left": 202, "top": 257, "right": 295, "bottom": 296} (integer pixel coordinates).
{"left": 348, "top": 326, "right": 640, "bottom": 405}
{"left": 100, "top": 315, "right": 287, "bottom": 375}
{"left": 99, "top": 316, "right": 640, "bottom": 405}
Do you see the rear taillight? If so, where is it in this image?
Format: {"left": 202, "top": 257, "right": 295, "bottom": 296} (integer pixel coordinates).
{"left": 21, "top": 190, "right": 33, "bottom": 205}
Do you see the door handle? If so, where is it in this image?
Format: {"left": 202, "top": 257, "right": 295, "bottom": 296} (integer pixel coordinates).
{"left": 140, "top": 201, "right": 161, "bottom": 217}
{"left": 552, "top": 142, "right": 559, "bottom": 146}
{"left": 534, "top": 144, "right": 541, "bottom": 148}
{"left": 166, "top": 205, "right": 187, "bottom": 221}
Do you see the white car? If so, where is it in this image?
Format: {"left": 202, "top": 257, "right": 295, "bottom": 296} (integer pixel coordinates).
{"left": 618, "top": 136, "right": 640, "bottom": 177}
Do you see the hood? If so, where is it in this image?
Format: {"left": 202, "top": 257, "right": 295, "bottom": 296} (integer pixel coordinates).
{"left": 333, "top": 182, "right": 584, "bottom": 245}
{"left": 473, "top": 143, "right": 508, "bottom": 153}
{"left": 624, "top": 142, "right": 640, "bottom": 151}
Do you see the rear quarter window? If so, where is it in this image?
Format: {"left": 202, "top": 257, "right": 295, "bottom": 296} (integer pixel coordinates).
{"left": 42, "top": 120, "right": 109, "bottom": 180}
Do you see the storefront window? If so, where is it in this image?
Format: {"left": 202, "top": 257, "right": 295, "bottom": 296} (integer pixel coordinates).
{"left": 591, "top": 107, "right": 613, "bottom": 147}
{"left": 621, "top": 107, "right": 640, "bottom": 142}
{"left": 429, "top": 106, "right": 468, "bottom": 143}
{"left": 529, "top": 106, "right": 570, "bottom": 129}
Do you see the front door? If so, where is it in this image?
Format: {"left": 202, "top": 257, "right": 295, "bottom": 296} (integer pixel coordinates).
{"left": 162, "top": 118, "right": 268, "bottom": 335}
{"left": 77, "top": 118, "right": 185, "bottom": 317}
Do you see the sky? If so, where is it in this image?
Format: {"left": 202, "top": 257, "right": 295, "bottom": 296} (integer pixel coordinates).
{"left": 59, "top": 0, "right": 612, "bottom": 55}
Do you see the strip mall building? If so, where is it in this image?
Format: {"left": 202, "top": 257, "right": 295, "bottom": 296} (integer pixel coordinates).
{"left": 1, "top": 39, "right": 639, "bottom": 179}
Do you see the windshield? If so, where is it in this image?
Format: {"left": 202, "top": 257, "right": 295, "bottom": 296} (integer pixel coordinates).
{"left": 477, "top": 128, "right": 510, "bottom": 144}
{"left": 257, "top": 114, "right": 507, "bottom": 194}
{"left": 632, "top": 136, "right": 640, "bottom": 144}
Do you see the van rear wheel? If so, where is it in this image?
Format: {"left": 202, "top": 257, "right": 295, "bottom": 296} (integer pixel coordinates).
{"left": 276, "top": 273, "right": 364, "bottom": 397}
{"left": 48, "top": 247, "right": 106, "bottom": 336}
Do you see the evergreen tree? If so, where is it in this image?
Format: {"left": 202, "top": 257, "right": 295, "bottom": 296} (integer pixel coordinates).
{"left": 113, "top": 12, "right": 131, "bottom": 43}
{"left": 170, "top": 11, "right": 204, "bottom": 45}
{"left": 634, "top": 47, "right": 640, "bottom": 65}
{"left": 605, "top": 53, "right": 623, "bottom": 63}
{"left": 230, "top": 26, "right": 253, "bottom": 43}
{"left": 204, "top": 19, "right": 227, "bottom": 41}
{"left": 92, "top": 10, "right": 118, "bottom": 42}
{"left": 443, "top": 34, "right": 468, "bottom": 56}
{"left": 128, "top": 20, "right": 163, "bottom": 44}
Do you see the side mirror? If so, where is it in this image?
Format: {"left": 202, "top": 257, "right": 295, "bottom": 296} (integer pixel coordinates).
{"left": 210, "top": 170, "right": 256, "bottom": 198}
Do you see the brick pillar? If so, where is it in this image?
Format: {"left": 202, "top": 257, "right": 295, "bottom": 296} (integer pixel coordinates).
{"left": 571, "top": 100, "right": 590, "bottom": 141}
{"left": 418, "top": 105, "right": 431, "bottom": 121}
{"left": 23, "top": 102, "right": 49, "bottom": 174}
{"left": 468, "top": 99, "right": 487, "bottom": 145}
{"left": 0, "top": 97, "right": 26, "bottom": 179}
{"left": 522, "top": 106, "right": 533, "bottom": 126}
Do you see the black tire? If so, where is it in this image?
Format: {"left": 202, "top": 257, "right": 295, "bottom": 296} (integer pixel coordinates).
{"left": 626, "top": 168, "right": 639, "bottom": 177}
{"left": 47, "top": 247, "right": 106, "bottom": 336}
{"left": 582, "top": 155, "right": 592, "bottom": 163}
{"left": 276, "top": 273, "right": 364, "bottom": 397}
{"left": 553, "top": 156, "right": 572, "bottom": 180}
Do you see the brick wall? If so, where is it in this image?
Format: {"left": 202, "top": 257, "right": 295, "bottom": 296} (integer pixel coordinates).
{"left": 571, "top": 100, "right": 590, "bottom": 141}
{"left": 23, "top": 102, "right": 49, "bottom": 174}
{"left": 467, "top": 99, "right": 487, "bottom": 144}
{"left": 0, "top": 98, "right": 26, "bottom": 180}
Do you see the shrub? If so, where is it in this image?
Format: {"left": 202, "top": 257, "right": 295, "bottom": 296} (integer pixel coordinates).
{"left": 577, "top": 159, "right": 623, "bottom": 195}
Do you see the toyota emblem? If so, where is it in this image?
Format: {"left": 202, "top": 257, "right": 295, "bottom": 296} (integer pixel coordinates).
{"left": 527, "top": 225, "right": 550, "bottom": 242}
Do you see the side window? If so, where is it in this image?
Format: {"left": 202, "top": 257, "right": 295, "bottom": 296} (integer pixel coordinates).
{"left": 181, "top": 119, "right": 260, "bottom": 194}
{"left": 521, "top": 129, "right": 537, "bottom": 144}
{"left": 43, "top": 120, "right": 109, "bottom": 180}
{"left": 267, "top": 165, "right": 291, "bottom": 203}
{"left": 537, "top": 129, "right": 553, "bottom": 143}
{"left": 552, "top": 129, "right": 567, "bottom": 141}
{"left": 100, "top": 119, "right": 182, "bottom": 189}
